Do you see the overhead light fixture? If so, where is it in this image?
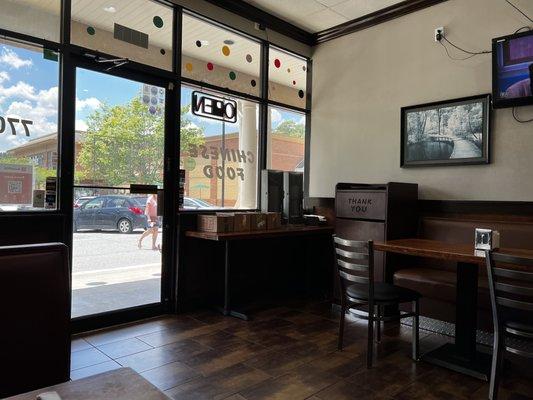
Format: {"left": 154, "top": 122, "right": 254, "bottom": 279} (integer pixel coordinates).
{"left": 103, "top": 6, "right": 116, "bottom": 13}
{"left": 224, "top": 39, "right": 235, "bottom": 45}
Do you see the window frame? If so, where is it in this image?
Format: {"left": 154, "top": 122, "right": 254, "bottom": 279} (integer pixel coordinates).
{"left": 0, "top": 0, "right": 312, "bottom": 216}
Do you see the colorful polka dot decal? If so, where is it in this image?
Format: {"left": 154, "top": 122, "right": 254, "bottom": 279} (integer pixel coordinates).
{"left": 185, "top": 62, "right": 193, "bottom": 72}
{"left": 287, "top": 68, "right": 291, "bottom": 73}
{"left": 274, "top": 59, "right": 281, "bottom": 68}
{"left": 246, "top": 54, "right": 253, "bottom": 63}
{"left": 87, "top": 26, "right": 95, "bottom": 35}
{"left": 222, "top": 45, "right": 231, "bottom": 56}
{"left": 153, "top": 16, "right": 164, "bottom": 28}
{"left": 229, "top": 71, "right": 236, "bottom": 80}
{"left": 206, "top": 62, "right": 214, "bottom": 71}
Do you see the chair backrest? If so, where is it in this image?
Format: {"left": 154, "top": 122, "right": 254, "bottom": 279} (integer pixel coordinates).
{"left": 333, "top": 235, "right": 373, "bottom": 304}
{"left": 0, "top": 243, "right": 71, "bottom": 397}
{"left": 486, "top": 250, "right": 533, "bottom": 346}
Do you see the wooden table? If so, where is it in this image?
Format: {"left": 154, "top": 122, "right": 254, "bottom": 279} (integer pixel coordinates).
{"left": 7, "top": 368, "right": 170, "bottom": 399}
{"left": 186, "top": 224, "right": 334, "bottom": 320}
{"left": 374, "top": 238, "right": 533, "bottom": 380}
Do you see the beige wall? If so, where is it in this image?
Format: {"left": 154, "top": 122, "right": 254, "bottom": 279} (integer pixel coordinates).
{"left": 310, "top": 0, "right": 533, "bottom": 200}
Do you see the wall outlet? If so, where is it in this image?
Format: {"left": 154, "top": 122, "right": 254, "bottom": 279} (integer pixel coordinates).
{"left": 434, "top": 27, "right": 444, "bottom": 42}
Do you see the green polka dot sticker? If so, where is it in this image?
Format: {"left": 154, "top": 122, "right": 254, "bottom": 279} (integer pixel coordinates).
{"left": 229, "top": 71, "right": 236, "bottom": 80}
{"left": 153, "top": 16, "right": 164, "bottom": 28}
{"left": 87, "top": 26, "right": 95, "bottom": 35}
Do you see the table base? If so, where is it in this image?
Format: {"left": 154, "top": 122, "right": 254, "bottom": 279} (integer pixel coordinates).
{"left": 423, "top": 343, "right": 491, "bottom": 380}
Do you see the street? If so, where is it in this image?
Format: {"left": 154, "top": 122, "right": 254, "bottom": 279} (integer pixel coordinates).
{"left": 72, "top": 230, "right": 162, "bottom": 318}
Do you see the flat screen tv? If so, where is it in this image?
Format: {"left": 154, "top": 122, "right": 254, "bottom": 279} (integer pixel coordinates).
{"left": 492, "top": 30, "right": 533, "bottom": 108}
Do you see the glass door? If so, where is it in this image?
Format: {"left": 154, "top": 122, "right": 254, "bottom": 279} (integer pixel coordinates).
{"left": 71, "top": 67, "right": 166, "bottom": 318}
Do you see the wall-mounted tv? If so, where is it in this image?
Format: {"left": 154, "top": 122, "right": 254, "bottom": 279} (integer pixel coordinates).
{"left": 492, "top": 30, "right": 533, "bottom": 109}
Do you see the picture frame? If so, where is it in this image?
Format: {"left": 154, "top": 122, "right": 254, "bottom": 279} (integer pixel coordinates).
{"left": 401, "top": 94, "right": 491, "bottom": 167}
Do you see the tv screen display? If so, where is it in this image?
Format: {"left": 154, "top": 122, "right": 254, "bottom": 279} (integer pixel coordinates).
{"left": 492, "top": 30, "right": 533, "bottom": 108}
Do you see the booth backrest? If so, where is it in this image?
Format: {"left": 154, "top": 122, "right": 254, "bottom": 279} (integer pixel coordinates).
{"left": 417, "top": 216, "right": 533, "bottom": 272}
{"left": 0, "top": 243, "right": 70, "bottom": 398}
{"left": 419, "top": 216, "right": 533, "bottom": 248}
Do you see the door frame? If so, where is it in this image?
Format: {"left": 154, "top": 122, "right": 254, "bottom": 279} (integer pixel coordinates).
{"left": 64, "top": 54, "right": 180, "bottom": 333}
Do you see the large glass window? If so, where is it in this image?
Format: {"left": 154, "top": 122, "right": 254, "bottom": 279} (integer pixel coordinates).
{"left": 0, "top": 0, "right": 61, "bottom": 43}
{"left": 180, "top": 85, "right": 258, "bottom": 209}
{"left": 267, "top": 106, "right": 306, "bottom": 172}
{"left": 269, "top": 47, "right": 307, "bottom": 109}
{"left": 182, "top": 13, "right": 261, "bottom": 97}
{"left": 0, "top": 39, "right": 59, "bottom": 212}
{"left": 71, "top": 0, "right": 173, "bottom": 71}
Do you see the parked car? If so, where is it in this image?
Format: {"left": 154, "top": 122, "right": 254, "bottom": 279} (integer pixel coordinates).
{"left": 183, "top": 197, "right": 215, "bottom": 210}
{"left": 73, "top": 196, "right": 96, "bottom": 208}
{"left": 73, "top": 195, "right": 148, "bottom": 233}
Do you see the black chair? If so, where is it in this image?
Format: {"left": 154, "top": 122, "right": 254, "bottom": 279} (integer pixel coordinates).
{"left": 333, "top": 235, "right": 421, "bottom": 368}
{"left": 485, "top": 251, "right": 533, "bottom": 400}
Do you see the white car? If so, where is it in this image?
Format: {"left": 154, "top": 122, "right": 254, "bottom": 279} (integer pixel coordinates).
{"left": 183, "top": 197, "right": 215, "bottom": 210}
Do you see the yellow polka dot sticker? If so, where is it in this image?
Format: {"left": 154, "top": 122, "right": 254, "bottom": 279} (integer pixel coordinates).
{"left": 222, "top": 45, "right": 230, "bottom": 56}
{"left": 185, "top": 62, "right": 193, "bottom": 72}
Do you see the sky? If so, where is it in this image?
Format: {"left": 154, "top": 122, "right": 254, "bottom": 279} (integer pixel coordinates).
{"left": 0, "top": 41, "right": 305, "bottom": 154}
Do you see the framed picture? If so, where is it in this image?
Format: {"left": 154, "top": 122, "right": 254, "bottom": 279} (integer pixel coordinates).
{"left": 401, "top": 94, "right": 491, "bottom": 167}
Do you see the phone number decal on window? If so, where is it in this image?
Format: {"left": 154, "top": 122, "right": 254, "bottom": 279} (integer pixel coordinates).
{"left": 0, "top": 117, "right": 34, "bottom": 136}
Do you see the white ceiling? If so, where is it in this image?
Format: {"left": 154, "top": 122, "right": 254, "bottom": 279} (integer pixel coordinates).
{"left": 242, "top": 0, "right": 406, "bottom": 33}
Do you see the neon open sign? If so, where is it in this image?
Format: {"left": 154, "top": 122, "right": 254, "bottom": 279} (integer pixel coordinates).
{"left": 191, "top": 91, "right": 237, "bottom": 123}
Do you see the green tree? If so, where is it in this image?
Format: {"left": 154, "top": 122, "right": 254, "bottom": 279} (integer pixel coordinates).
{"left": 273, "top": 120, "right": 305, "bottom": 138}
{"left": 77, "top": 99, "right": 204, "bottom": 187}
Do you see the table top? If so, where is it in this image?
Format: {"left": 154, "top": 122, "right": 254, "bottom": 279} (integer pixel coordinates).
{"left": 374, "top": 238, "right": 533, "bottom": 265}
{"left": 185, "top": 224, "right": 334, "bottom": 241}
{"left": 7, "top": 368, "right": 170, "bottom": 400}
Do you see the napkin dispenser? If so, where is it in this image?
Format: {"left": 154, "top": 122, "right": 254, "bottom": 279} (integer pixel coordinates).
{"left": 475, "top": 228, "right": 500, "bottom": 251}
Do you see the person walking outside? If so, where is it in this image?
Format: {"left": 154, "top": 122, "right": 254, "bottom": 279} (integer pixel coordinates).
{"left": 138, "top": 193, "right": 159, "bottom": 250}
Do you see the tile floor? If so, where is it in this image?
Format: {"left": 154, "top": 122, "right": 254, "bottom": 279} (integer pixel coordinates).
{"left": 70, "top": 300, "right": 533, "bottom": 399}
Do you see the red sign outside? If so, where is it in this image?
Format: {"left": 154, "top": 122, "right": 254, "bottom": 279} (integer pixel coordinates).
{"left": 0, "top": 164, "right": 33, "bottom": 205}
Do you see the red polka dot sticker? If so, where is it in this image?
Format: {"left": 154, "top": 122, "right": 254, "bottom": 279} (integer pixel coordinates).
{"left": 274, "top": 59, "right": 281, "bottom": 68}
{"left": 207, "top": 62, "right": 214, "bottom": 71}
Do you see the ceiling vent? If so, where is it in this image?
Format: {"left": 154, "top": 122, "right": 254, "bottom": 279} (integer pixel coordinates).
{"left": 114, "top": 23, "right": 148, "bottom": 49}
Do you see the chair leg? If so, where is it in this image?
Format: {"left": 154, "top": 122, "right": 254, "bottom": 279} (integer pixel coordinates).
{"left": 367, "top": 305, "right": 374, "bottom": 368}
{"left": 489, "top": 328, "right": 504, "bottom": 400}
{"left": 338, "top": 301, "right": 346, "bottom": 351}
{"left": 412, "top": 299, "right": 420, "bottom": 361}
{"left": 376, "top": 305, "right": 381, "bottom": 343}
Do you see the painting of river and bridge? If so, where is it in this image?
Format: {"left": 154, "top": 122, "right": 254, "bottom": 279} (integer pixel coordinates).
{"left": 401, "top": 95, "right": 490, "bottom": 167}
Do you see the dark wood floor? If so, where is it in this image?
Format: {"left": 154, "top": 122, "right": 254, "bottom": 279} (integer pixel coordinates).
{"left": 71, "top": 300, "right": 533, "bottom": 400}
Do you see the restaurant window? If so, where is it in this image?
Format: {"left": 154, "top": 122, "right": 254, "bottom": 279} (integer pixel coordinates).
{"left": 0, "top": 0, "right": 61, "bottom": 43}
{"left": 180, "top": 85, "right": 259, "bottom": 209}
{"left": 0, "top": 39, "right": 59, "bottom": 212}
{"left": 181, "top": 13, "right": 261, "bottom": 98}
{"left": 269, "top": 47, "right": 307, "bottom": 109}
{"left": 71, "top": 0, "right": 173, "bottom": 71}
{"left": 267, "top": 106, "right": 306, "bottom": 172}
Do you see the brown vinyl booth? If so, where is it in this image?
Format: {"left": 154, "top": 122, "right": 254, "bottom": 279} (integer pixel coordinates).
{"left": 391, "top": 216, "right": 533, "bottom": 330}
{"left": 0, "top": 243, "right": 71, "bottom": 398}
